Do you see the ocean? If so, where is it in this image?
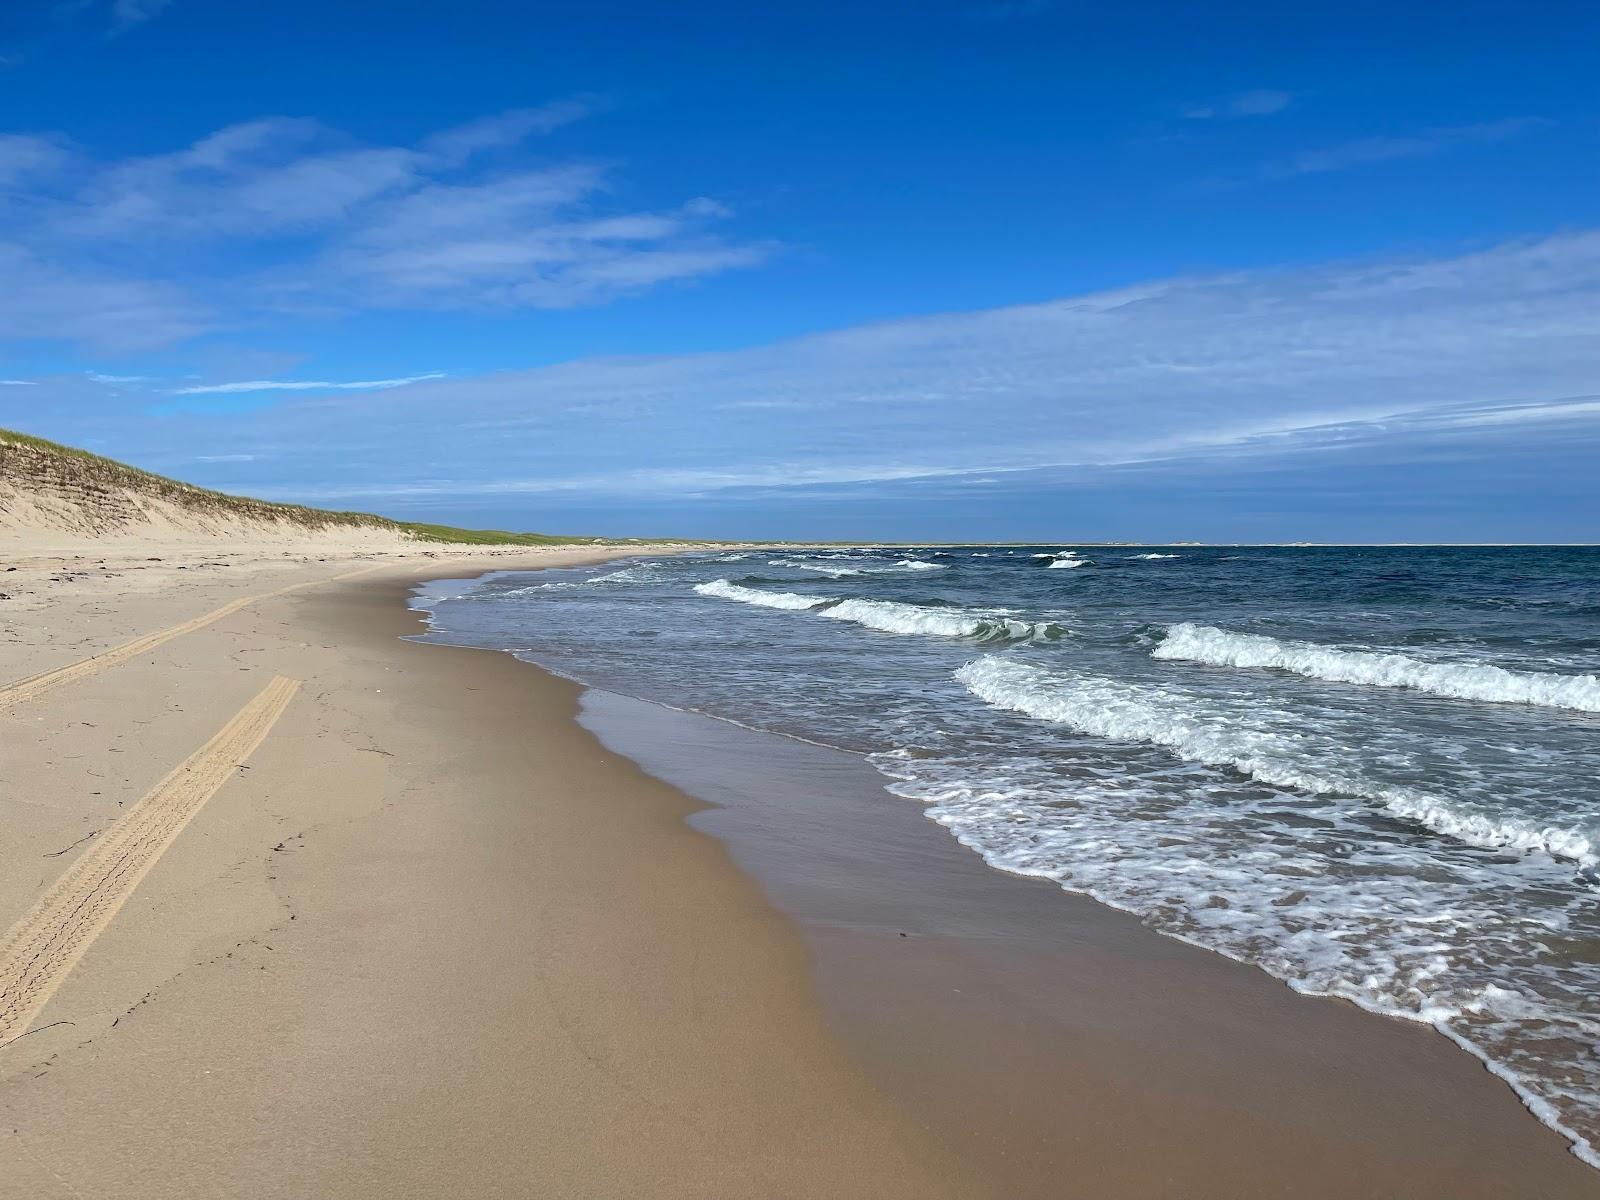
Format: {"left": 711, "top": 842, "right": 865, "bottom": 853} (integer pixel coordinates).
{"left": 414, "top": 544, "right": 1600, "bottom": 1165}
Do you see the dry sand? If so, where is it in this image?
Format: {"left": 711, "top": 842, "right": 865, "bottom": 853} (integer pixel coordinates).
{"left": 0, "top": 542, "right": 1596, "bottom": 1197}
{"left": 0, "top": 542, "right": 981, "bottom": 1198}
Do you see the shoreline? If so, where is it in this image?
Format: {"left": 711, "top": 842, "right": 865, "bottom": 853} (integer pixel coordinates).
{"left": 570, "top": 685, "right": 1600, "bottom": 1198}
{"left": 418, "top": 560, "right": 1600, "bottom": 1195}
{"left": 1, "top": 549, "right": 1595, "bottom": 1196}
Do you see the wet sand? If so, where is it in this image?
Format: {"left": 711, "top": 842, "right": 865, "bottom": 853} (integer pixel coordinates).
{"left": 577, "top": 681, "right": 1600, "bottom": 1198}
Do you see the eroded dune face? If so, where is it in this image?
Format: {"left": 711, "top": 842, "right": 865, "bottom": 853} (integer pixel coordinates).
{"left": 0, "top": 432, "right": 415, "bottom": 555}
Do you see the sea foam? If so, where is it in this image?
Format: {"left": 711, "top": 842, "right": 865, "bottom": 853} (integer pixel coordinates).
{"left": 770, "top": 556, "right": 944, "bottom": 576}
{"left": 822, "top": 598, "right": 1061, "bottom": 642}
{"left": 696, "top": 581, "right": 1061, "bottom": 642}
{"left": 1154, "top": 623, "right": 1600, "bottom": 713}
{"left": 1035, "top": 551, "right": 1088, "bottom": 569}
{"left": 693, "top": 579, "right": 827, "bottom": 610}
{"left": 956, "top": 655, "right": 1598, "bottom": 866}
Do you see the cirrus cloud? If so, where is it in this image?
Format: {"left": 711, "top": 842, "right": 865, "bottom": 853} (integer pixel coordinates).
{"left": 0, "top": 99, "right": 771, "bottom": 351}
{"left": 11, "top": 228, "right": 1596, "bottom": 529}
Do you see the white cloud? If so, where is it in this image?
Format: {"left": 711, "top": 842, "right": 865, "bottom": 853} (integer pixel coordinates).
{"left": 0, "top": 134, "right": 69, "bottom": 183}
{"left": 113, "top": 229, "right": 1600, "bottom": 505}
{"left": 172, "top": 373, "right": 447, "bottom": 395}
{"left": 0, "top": 379, "right": 36, "bottom": 386}
{"left": 0, "top": 104, "right": 768, "bottom": 350}
{"left": 112, "top": 0, "right": 173, "bottom": 31}
{"left": 0, "top": 244, "right": 209, "bottom": 352}
{"left": 1183, "top": 89, "right": 1294, "bottom": 120}
{"left": 420, "top": 97, "right": 605, "bottom": 162}
{"left": 1245, "top": 117, "right": 1545, "bottom": 183}
{"left": 264, "top": 395, "right": 1600, "bottom": 503}
{"left": 307, "top": 175, "right": 768, "bottom": 311}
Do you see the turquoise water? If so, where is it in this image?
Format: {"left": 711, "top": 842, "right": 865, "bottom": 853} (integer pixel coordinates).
{"left": 416, "top": 545, "right": 1600, "bottom": 1165}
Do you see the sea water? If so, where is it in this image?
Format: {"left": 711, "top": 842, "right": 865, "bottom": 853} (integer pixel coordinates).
{"left": 414, "top": 545, "right": 1600, "bottom": 1165}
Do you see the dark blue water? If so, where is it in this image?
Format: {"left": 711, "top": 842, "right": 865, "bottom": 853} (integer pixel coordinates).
{"left": 416, "top": 545, "right": 1600, "bottom": 1166}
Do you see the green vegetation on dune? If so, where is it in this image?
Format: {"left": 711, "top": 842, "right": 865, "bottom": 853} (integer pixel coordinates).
{"left": 398, "top": 523, "right": 596, "bottom": 546}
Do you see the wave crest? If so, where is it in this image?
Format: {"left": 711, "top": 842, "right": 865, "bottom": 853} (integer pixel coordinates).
{"left": 956, "top": 655, "right": 1598, "bottom": 866}
{"left": 822, "top": 598, "right": 1063, "bottom": 643}
{"left": 693, "top": 579, "right": 827, "bottom": 610}
{"left": 695, "top": 581, "right": 1063, "bottom": 642}
{"left": 1154, "top": 623, "right": 1600, "bottom": 713}
{"left": 768, "top": 556, "right": 944, "bottom": 576}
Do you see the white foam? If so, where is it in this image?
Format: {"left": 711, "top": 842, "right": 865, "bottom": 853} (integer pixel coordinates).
{"left": 877, "top": 735, "right": 1600, "bottom": 1168}
{"left": 770, "top": 556, "right": 944, "bottom": 576}
{"left": 1047, "top": 555, "right": 1087, "bottom": 569}
{"left": 1154, "top": 623, "right": 1600, "bottom": 713}
{"left": 956, "top": 655, "right": 1598, "bottom": 867}
{"left": 585, "top": 564, "right": 661, "bottom": 584}
{"left": 696, "top": 582, "right": 1061, "bottom": 642}
{"left": 508, "top": 562, "right": 665, "bottom": 591}
{"left": 694, "top": 579, "right": 829, "bottom": 610}
{"left": 1129, "top": 552, "right": 1179, "bottom": 560}
{"left": 822, "top": 598, "right": 1061, "bottom": 643}
{"left": 775, "top": 561, "right": 864, "bottom": 577}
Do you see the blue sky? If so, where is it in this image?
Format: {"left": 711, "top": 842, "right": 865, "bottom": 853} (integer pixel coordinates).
{"left": 1, "top": 0, "right": 1597, "bottom": 540}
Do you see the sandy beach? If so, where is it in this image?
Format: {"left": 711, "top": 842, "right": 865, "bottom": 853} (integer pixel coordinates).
{"left": 1, "top": 546, "right": 1596, "bottom": 1197}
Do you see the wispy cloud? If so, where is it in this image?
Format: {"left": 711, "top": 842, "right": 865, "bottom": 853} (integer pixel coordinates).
{"left": 1, "top": 0, "right": 174, "bottom": 67}
{"left": 172, "top": 373, "right": 447, "bottom": 395}
{"left": 0, "top": 134, "right": 70, "bottom": 183}
{"left": 420, "top": 97, "right": 606, "bottom": 162}
{"left": 0, "top": 379, "right": 36, "bottom": 386}
{"left": 0, "top": 102, "right": 769, "bottom": 351}
{"left": 261, "top": 394, "right": 1600, "bottom": 503}
{"left": 1237, "top": 117, "right": 1546, "bottom": 185}
{"left": 0, "top": 244, "right": 209, "bottom": 352}
{"left": 110, "top": 0, "right": 173, "bottom": 31}
{"left": 1182, "top": 89, "right": 1294, "bottom": 120}
{"left": 16, "top": 229, "right": 1594, "bottom": 520}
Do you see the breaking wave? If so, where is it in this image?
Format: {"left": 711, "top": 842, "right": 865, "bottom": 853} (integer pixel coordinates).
{"left": 822, "top": 598, "right": 1063, "bottom": 643}
{"left": 695, "top": 581, "right": 1062, "bottom": 642}
{"left": 769, "top": 556, "right": 945, "bottom": 576}
{"left": 1033, "top": 551, "right": 1089, "bottom": 569}
{"left": 693, "top": 579, "right": 827, "bottom": 610}
{"left": 1154, "top": 623, "right": 1600, "bottom": 713}
{"left": 955, "top": 655, "right": 1598, "bottom": 866}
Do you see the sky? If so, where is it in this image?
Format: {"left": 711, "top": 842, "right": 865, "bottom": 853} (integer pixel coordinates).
{"left": 1, "top": 0, "right": 1597, "bottom": 541}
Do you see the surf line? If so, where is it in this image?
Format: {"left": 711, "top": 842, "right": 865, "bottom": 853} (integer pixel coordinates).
{"left": 0, "top": 563, "right": 384, "bottom": 712}
{"left": 0, "top": 675, "right": 302, "bottom": 1047}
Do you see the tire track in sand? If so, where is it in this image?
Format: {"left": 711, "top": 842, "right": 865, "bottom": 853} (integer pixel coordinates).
{"left": 0, "top": 563, "right": 383, "bottom": 712}
{"left": 0, "top": 675, "right": 301, "bottom": 1047}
